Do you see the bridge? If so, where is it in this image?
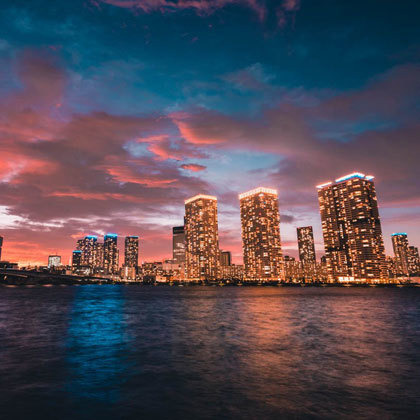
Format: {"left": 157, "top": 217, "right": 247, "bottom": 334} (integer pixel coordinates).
{"left": 0, "top": 269, "right": 113, "bottom": 285}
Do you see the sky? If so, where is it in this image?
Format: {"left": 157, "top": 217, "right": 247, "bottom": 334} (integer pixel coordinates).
{"left": 0, "top": 0, "right": 419, "bottom": 266}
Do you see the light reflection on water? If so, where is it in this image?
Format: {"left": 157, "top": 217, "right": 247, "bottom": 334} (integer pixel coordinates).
{"left": 66, "top": 285, "right": 129, "bottom": 404}
{"left": 0, "top": 286, "right": 419, "bottom": 419}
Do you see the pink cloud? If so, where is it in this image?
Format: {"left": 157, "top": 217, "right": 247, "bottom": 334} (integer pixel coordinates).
{"left": 171, "top": 112, "right": 229, "bottom": 144}
{"left": 95, "top": 0, "right": 266, "bottom": 21}
{"left": 180, "top": 163, "right": 206, "bottom": 172}
{"left": 106, "top": 164, "right": 178, "bottom": 187}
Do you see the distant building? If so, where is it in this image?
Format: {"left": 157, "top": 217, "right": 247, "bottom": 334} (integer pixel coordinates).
{"left": 284, "top": 256, "right": 302, "bottom": 283}
{"left": 185, "top": 194, "right": 220, "bottom": 281}
{"left": 124, "top": 236, "right": 139, "bottom": 269}
{"left": 392, "top": 233, "right": 410, "bottom": 277}
{"left": 317, "top": 173, "right": 387, "bottom": 283}
{"left": 297, "top": 226, "right": 316, "bottom": 264}
{"left": 239, "top": 187, "right": 283, "bottom": 281}
{"left": 104, "top": 234, "right": 119, "bottom": 274}
{"left": 221, "top": 264, "right": 244, "bottom": 280}
{"left": 408, "top": 246, "right": 420, "bottom": 276}
{"left": 0, "top": 261, "right": 18, "bottom": 270}
{"left": 220, "top": 250, "right": 232, "bottom": 266}
{"left": 386, "top": 256, "right": 398, "bottom": 279}
{"left": 48, "top": 255, "right": 61, "bottom": 268}
{"left": 172, "top": 226, "right": 186, "bottom": 264}
{"left": 122, "top": 265, "right": 137, "bottom": 280}
{"left": 72, "top": 250, "right": 82, "bottom": 271}
{"left": 0, "top": 235, "right": 3, "bottom": 260}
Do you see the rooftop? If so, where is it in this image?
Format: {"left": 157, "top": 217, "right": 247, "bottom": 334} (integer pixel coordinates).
{"left": 316, "top": 172, "right": 375, "bottom": 189}
{"left": 238, "top": 187, "right": 278, "bottom": 200}
{"left": 185, "top": 194, "right": 217, "bottom": 204}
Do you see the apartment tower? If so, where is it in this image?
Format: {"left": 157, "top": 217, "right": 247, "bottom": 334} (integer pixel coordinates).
{"left": 317, "top": 172, "right": 387, "bottom": 282}
{"left": 392, "top": 233, "right": 410, "bottom": 277}
{"left": 239, "top": 187, "right": 283, "bottom": 281}
{"left": 184, "top": 195, "right": 220, "bottom": 281}
{"left": 104, "top": 234, "right": 119, "bottom": 274}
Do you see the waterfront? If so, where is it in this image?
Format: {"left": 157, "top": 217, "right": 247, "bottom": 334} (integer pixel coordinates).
{"left": 1, "top": 286, "right": 419, "bottom": 419}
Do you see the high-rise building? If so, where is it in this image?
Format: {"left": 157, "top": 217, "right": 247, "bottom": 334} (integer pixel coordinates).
{"left": 0, "top": 235, "right": 3, "bottom": 261}
{"left": 93, "top": 242, "right": 104, "bottom": 270}
{"left": 317, "top": 172, "right": 387, "bottom": 282}
{"left": 77, "top": 236, "right": 100, "bottom": 268}
{"left": 48, "top": 255, "right": 61, "bottom": 268}
{"left": 392, "top": 233, "right": 410, "bottom": 277}
{"left": 239, "top": 187, "right": 283, "bottom": 281}
{"left": 220, "top": 250, "right": 232, "bottom": 266}
{"left": 297, "top": 226, "right": 317, "bottom": 282}
{"left": 408, "top": 246, "right": 420, "bottom": 276}
{"left": 124, "top": 236, "right": 139, "bottom": 268}
{"left": 72, "top": 250, "right": 82, "bottom": 271}
{"left": 184, "top": 194, "right": 220, "bottom": 281}
{"left": 104, "top": 234, "right": 119, "bottom": 274}
{"left": 172, "top": 226, "right": 186, "bottom": 264}
{"left": 297, "top": 226, "right": 316, "bottom": 264}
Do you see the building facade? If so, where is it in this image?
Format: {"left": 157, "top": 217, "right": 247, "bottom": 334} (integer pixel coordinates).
{"left": 104, "top": 234, "right": 119, "bottom": 274}
{"left": 172, "top": 225, "right": 186, "bottom": 264}
{"left": 124, "top": 236, "right": 139, "bottom": 269}
{"left": 77, "top": 236, "right": 100, "bottom": 268}
{"left": 297, "top": 226, "right": 317, "bottom": 282}
{"left": 72, "top": 250, "right": 82, "bottom": 271}
{"left": 297, "top": 226, "right": 316, "bottom": 264}
{"left": 392, "top": 233, "right": 410, "bottom": 277}
{"left": 220, "top": 250, "right": 232, "bottom": 267}
{"left": 184, "top": 194, "right": 220, "bottom": 281}
{"left": 239, "top": 187, "right": 283, "bottom": 281}
{"left": 408, "top": 246, "right": 420, "bottom": 276}
{"left": 317, "top": 172, "right": 387, "bottom": 282}
{"left": 48, "top": 255, "right": 61, "bottom": 268}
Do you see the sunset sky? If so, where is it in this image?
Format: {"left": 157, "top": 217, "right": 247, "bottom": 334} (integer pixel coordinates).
{"left": 0, "top": 0, "right": 419, "bottom": 265}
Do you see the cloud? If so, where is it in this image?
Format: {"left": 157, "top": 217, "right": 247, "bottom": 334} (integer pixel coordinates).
{"left": 94, "top": 0, "right": 300, "bottom": 27}
{"left": 1, "top": 49, "right": 418, "bottom": 264}
{"left": 0, "top": 51, "right": 212, "bottom": 264}
{"left": 147, "top": 136, "right": 207, "bottom": 161}
{"left": 174, "top": 64, "right": 420, "bottom": 208}
{"left": 181, "top": 163, "right": 206, "bottom": 172}
{"left": 95, "top": 0, "right": 266, "bottom": 20}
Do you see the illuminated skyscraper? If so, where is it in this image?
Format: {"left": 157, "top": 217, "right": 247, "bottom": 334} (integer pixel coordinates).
{"left": 93, "top": 242, "right": 104, "bottom": 270}
{"left": 104, "top": 234, "right": 119, "bottom": 274}
{"left": 297, "top": 226, "right": 316, "bottom": 264}
{"left": 184, "top": 195, "right": 220, "bottom": 280}
{"left": 408, "top": 246, "right": 420, "bottom": 276}
{"left": 77, "top": 235, "right": 101, "bottom": 268}
{"left": 0, "top": 235, "right": 3, "bottom": 260}
{"left": 317, "top": 172, "right": 387, "bottom": 282}
{"left": 124, "top": 236, "right": 139, "bottom": 268}
{"left": 72, "top": 250, "right": 82, "bottom": 271}
{"left": 172, "top": 226, "right": 186, "bottom": 264}
{"left": 239, "top": 187, "right": 283, "bottom": 281}
{"left": 392, "top": 233, "right": 410, "bottom": 276}
{"left": 297, "top": 226, "right": 316, "bottom": 282}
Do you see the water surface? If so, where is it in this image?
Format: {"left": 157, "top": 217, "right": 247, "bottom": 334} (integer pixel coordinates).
{"left": 0, "top": 286, "right": 419, "bottom": 419}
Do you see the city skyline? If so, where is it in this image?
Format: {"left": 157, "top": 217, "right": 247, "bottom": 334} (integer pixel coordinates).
{"left": 0, "top": 174, "right": 419, "bottom": 267}
{"left": 0, "top": 0, "right": 419, "bottom": 265}
{"left": 2, "top": 173, "right": 418, "bottom": 281}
